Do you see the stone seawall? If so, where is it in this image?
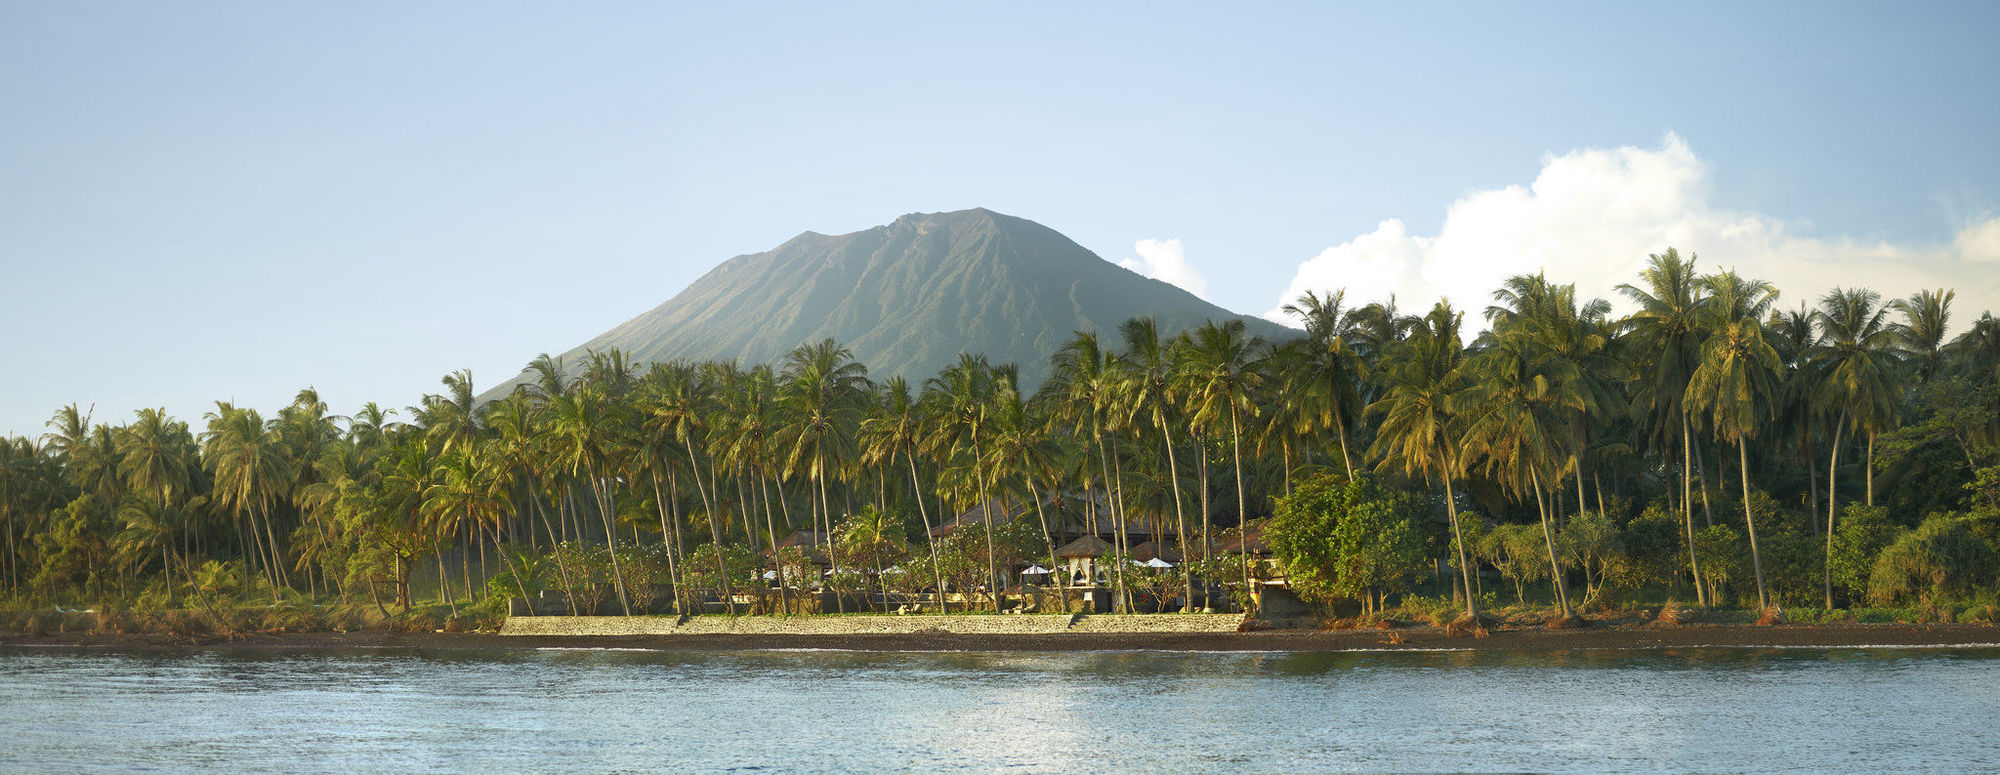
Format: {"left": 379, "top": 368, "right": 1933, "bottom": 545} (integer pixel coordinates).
{"left": 499, "top": 613, "right": 1247, "bottom": 637}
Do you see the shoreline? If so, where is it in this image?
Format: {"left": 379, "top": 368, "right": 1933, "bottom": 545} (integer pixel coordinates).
{"left": 6, "top": 622, "right": 1999, "bottom": 654}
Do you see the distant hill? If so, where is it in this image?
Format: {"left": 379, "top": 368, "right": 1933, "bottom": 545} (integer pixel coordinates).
{"left": 484, "top": 208, "right": 1295, "bottom": 397}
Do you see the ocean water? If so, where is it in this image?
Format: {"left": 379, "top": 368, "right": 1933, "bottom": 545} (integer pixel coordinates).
{"left": 2, "top": 645, "right": 1997, "bottom": 773}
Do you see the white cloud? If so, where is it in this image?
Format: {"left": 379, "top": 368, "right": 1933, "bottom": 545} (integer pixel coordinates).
{"left": 1120, "top": 237, "right": 1210, "bottom": 300}
{"left": 1270, "top": 133, "right": 2000, "bottom": 333}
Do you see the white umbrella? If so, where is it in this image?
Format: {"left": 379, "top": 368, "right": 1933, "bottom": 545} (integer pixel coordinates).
{"left": 1021, "top": 565, "right": 1050, "bottom": 575}
{"left": 883, "top": 566, "right": 907, "bottom": 575}
{"left": 762, "top": 570, "right": 777, "bottom": 580}
{"left": 1144, "top": 557, "right": 1175, "bottom": 569}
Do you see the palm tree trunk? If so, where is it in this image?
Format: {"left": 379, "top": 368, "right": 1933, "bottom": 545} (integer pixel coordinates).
{"left": 1333, "top": 402, "right": 1355, "bottom": 479}
{"left": 1098, "top": 434, "right": 1129, "bottom": 613}
{"left": 1865, "top": 431, "right": 1875, "bottom": 507}
{"left": 907, "top": 453, "right": 948, "bottom": 613}
{"left": 651, "top": 471, "right": 684, "bottom": 616}
{"left": 1825, "top": 408, "right": 1848, "bottom": 609}
{"left": 492, "top": 524, "right": 534, "bottom": 615}
{"left": 1530, "top": 467, "right": 1570, "bottom": 614}
{"left": 1797, "top": 425, "right": 1819, "bottom": 530}
{"left": 1740, "top": 440, "right": 1769, "bottom": 611}
{"left": 1021, "top": 452, "right": 1070, "bottom": 612}
{"left": 1681, "top": 410, "right": 1707, "bottom": 606}
{"left": 1111, "top": 436, "right": 1134, "bottom": 613}
{"left": 434, "top": 542, "right": 459, "bottom": 617}
{"left": 1230, "top": 406, "right": 1250, "bottom": 614}
{"left": 1693, "top": 439, "right": 1716, "bottom": 528}
{"left": 755, "top": 471, "right": 787, "bottom": 615}
{"left": 590, "top": 471, "right": 633, "bottom": 616}
{"left": 820, "top": 456, "right": 848, "bottom": 615}
{"left": 1159, "top": 422, "right": 1195, "bottom": 613}
{"left": 1442, "top": 463, "right": 1480, "bottom": 622}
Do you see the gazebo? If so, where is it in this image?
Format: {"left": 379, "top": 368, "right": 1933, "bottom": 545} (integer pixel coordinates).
{"left": 1053, "top": 535, "right": 1117, "bottom": 612}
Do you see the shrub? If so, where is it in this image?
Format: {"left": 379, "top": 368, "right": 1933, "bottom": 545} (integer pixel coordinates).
{"left": 1868, "top": 514, "right": 1995, "bottom": 605}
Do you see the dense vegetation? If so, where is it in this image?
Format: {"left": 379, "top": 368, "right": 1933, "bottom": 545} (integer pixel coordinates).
{"left": 4, "top": 249, "right": 1999, "bottom": 633}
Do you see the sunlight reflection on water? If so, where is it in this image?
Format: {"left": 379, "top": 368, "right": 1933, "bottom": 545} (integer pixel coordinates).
{"left": 2, "top": 646, "right": 1997, "bottom": 773}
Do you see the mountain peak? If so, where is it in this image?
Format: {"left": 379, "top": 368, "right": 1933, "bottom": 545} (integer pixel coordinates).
{"left": 486, "top": 211, "right": 1288, "bottom": 398}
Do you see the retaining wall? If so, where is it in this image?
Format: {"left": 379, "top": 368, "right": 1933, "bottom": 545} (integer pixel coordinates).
{"left": 498, "top": 612, "right": 1247, "bottom": 637}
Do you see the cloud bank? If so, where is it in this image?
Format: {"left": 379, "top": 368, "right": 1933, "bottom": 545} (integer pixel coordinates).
{"left": 1120, "top": 237, "right": 1210, "bottom": 300}
{"left": 1270, "top": 134, "right": 2000, "bottom": 333}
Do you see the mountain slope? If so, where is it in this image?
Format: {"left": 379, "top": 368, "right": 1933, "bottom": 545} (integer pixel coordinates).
{"left": 489, "top": 208, "right": 1294, "bottom": 395}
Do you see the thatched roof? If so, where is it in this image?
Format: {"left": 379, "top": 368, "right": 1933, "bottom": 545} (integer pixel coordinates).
{"left": 1055, "top": 535, "right": 1113, "bottom": 558}
{"left": 1128, "top": 541, "right": 1182, "bottom": 563}
{"left": 1216, "top": 521, "right": 1271, "bottom": 557}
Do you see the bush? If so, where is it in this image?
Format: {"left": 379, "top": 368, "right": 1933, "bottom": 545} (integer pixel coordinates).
{"left": 1266, "top": 473, "right": 1426, "bottom": 614}
{"left": 1868, "top": 514, "right": 1995, "bottom": 605}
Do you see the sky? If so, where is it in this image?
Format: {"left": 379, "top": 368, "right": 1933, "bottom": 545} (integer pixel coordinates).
{"left": 3, "top": 2, "right": 1998, "bottom": 437}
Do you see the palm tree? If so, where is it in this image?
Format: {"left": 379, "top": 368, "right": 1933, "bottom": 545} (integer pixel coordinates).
{"left": 201, "top": 403, "right": 294, "bottom": 599}
{"left": 1686, "top": 314, "right": 1783, "bottom": 610}
{"left": 860, "top": 376, "right": 949, "bottom": 611}
{"left": 1043, "top": 331, "right": 1133, "bottom": 609}
{"left": 779, "top": 339, "right": 870, "bottom": 613}
{"left": 1281, "top": 291, "right": 1365, "bottom": 476}
{"left": 1116, "top": 317, "right": 1197, "bottom": 612}
{"left": 424, "top": 444, "right": 534, "bottom": 606}
{"left": 1459, "top": 326, "right": 1575, "bottom": 614}
{"left": 1810, "top": 287, "right": 1899, "bottom": 606}
{"left": 1178, "top": 319, "right": 1265, "bottom": 591}
{"left": 1617, "top": 248, "right": 1711, "bottom": 604}
{"left": 1892, "top": 288, "right": 1955, "bottom": 384}
{"left": 1368, "top": 301, "right": 1480, "bottom": 622}
{"left": 923, "top": 353, "right": 1003, "bottom": 609}
{"left": 545, "top": 384, "right": 635, "bottom": 615}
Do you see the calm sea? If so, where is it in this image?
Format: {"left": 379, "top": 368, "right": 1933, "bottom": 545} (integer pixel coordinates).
{"left": 2, "top": 645, "right": 1997, "bottom": 773}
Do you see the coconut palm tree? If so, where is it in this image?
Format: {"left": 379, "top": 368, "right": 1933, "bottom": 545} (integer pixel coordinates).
{"left": 1281, "top": 291, "right": 1365, "bottom": 476}
{"left": 860, "top": 376, "right": 950, "bottom": 611}
{"left": 779, "top": 339, "right": 870, "bottom": 612}
{"left": 1178, "top": 320, "right": 1265, "bottom": 574}
{"left": 1459, "top": 326, "right": 1575, "bottom": 614}
{"left": 1686, "top": 311, "right": 1783, "bottom": 610}
{"left": 1116, "top": 317, "right": 1197, "bottom": 612}
{"left": 201, "top": 403, "right": 294, "bottom": 599}
{"left": 923, "top": 353, "right": 1003, "bottom": 609}
{"left": 1892, "top": 288, "right": 1955, "bottom": 384}
{"left": 1043, "top": 331, "right": 1133, "bottom": 609}
{"left": 1368, "top": 301, "right": 1480, "bottom": 621}
{"left": 544, "top": 384, "right": 634, "bottom": 615}
{"left": 1810, "top": 287, "right": 1900, "bottom": 606}
{"left": 1617, "top": 248, "right": 1711, "bottom": 604}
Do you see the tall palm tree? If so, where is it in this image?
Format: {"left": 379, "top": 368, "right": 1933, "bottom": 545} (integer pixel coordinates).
{"left": 1617, "top": 248, "right": 1711, "bottom": 604}
{"left": 1281, "top": 291, "right": 1366, "bottom": 476}
{"left": 1891, "top": 288, "right": 1955, "bottom": 384}
{"left": 1459, "top": 326, "right": 1575, "bottom": 614}
{"left": 1179, "top": 319, "right": 1265, "bottom": 579}
{"left": 545, "top": 384, "right": 634, "bottom": 615}
{"left": 860, "top": 376, "right": 949, "bottom": 611}
{"left": 201, "top": 403, "right": 294, "bottom": 599}
{"left": 1810, "top": 287, "right": 1899, "bottom": 606}
{"left": 779, "top": 339, "right": 870, "bottom": 612}
{"left": 1043, "top": 331, "right": 1133, "bottom": 609}
{"left": 923, "top": 353, "right": 1003, "bottom": 609}
{"left": 1686, "top": 314, "right": 1783, "bottom": 610}
{"left": 1116, "top": 317, "right": 1197, "bottom": 612}
{"left": 1368, "top": 301, "right": 1480, "bottom": 621}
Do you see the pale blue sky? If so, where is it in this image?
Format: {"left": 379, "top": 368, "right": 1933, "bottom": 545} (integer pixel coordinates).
{"left": 4, "top": 2, "right": 1997, "bottom": 436}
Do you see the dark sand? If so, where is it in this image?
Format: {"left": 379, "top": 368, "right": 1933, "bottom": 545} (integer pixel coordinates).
{"left": 6, "top": 622, "right": 1998, "bottom": 654}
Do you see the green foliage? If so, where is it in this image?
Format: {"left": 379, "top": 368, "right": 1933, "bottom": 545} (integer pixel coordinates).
{"left": 1830, "top": 504, "right": 1901, "bottom": 603}
{"left": 1266, "top": 473, "right": 1426, "bottom": 608}
{"left": 1868, "top": 514, "right": 1995, "bottom": 605}
{"left": 1478, "top": 522, "right": 1548, "bottom": 603}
